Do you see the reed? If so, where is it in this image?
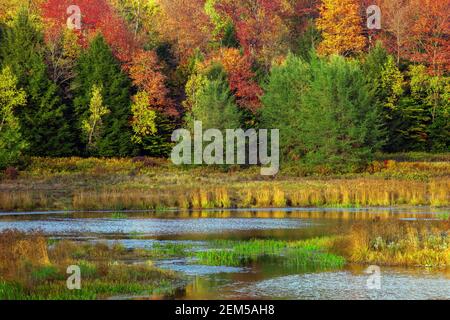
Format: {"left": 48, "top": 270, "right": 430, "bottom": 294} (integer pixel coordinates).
{"left": 0, "top": 230, "right": 50, "bottom": 281}
{"left": 254, "top": 188, "right": 271, "bottom": 207}
{"left": 332, "top": 219, "right": 450, "bottom": 267}
{"left": 2, "top": 157, "right": 449, "bottom": 211}
{"left": 0, "top": 231, "right": 180, "bottom": 300}
{"left": 272, "top": 188, "right": 287, "bottom": 207}
{"left": 64, "top": 178, "right": 450, "bottom": 211}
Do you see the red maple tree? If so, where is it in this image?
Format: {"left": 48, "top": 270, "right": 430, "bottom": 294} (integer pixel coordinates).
{"left": 408, "top": 0, "right": 449, "bottom": 75}
{"left": 41, "top": 0, "right": 138, "bottom": 63}
{"left": 127, "top": 50, "right": 177, "bottom": 116}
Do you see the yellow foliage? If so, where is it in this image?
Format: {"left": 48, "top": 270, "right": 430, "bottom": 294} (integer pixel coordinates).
{"left": 316, "top": 0, "right": 366, "bottom": 56}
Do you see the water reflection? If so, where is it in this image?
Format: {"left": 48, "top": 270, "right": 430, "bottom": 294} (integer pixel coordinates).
{"left": 1, "top": 207, "right": 449, "bottom": 300}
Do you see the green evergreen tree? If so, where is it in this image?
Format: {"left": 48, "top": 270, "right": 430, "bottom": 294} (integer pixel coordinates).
{"left": 72, "top": 35, "right": 135, "bottom": 156}
{"left": 300, "top": 54, "right": 383, "bottom": 172}
{"left": 185, "top": 63, "right": 241, "bottom": 131}
{"left": 0, "top": 9, "right": 74, "bottom": 156}
{"left": 404, "top": 65, "right": 449, "bottom": 152}
{"left": 260, "top": 53, "right": 311, "bottom": 162}
{"left": 296, "top": 20, "right": 322, "bottom": 62}
{"left": 139, "top": 112, "right": 177, "bottom": 157}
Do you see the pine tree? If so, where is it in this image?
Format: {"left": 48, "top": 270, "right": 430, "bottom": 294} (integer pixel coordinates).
{"left": 300, "top": 55, "right": 383, "bottom": 172}
{"left": 260, "top": 53, "right": 311, "bottom": 162}
{"left": 404, "top": 65, "right": 450, "bottom": 151}
{"left": 379, "top": 55, "right": 406, "bottom": 151}
{"left": 185, "top": 64, "right": 241, "bottom": 131}
{"left": 72, "top": 34, "right": 135, "bottom": 156}
{"left": 0, "top": 66, "right": 27, "bottom": 169}
{"left": 0, "top": 9, "right": 74, "bottom": 156}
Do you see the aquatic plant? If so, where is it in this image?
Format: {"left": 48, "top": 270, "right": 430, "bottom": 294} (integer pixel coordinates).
{"left": 194, "top": 238, "right": 346, "bottom": 271}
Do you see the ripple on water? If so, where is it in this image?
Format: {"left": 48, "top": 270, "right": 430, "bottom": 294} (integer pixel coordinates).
{"left": 157, "top": 261, "right": 247, "bottom": 276}
{"left": 233, "top": 270, "right": 450, "bottom": 300}
{"left": 0, "top": 218, "right": 311, "bottom": 236}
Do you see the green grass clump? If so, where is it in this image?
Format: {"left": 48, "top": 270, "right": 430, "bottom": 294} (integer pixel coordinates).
{"left": 194, "top": 238, "right": 346, "bottom": 271}
{"left": 151, "top": 243, "right": 192, "bottom": 257}
{"left": 111, "top": 212, "right": 128, "bottom": 219}
{"left": 283, "top": 250, "right": 346, "bottom": 270}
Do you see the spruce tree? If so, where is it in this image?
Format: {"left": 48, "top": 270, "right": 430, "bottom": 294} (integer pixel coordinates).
{"left": 260, "top": 53, "right": 311, "bottom": 162}
{"left": 0, "top": 9, "right": 74, "bottom": 156}
{"left": 72, "top": 34, "right": 135, "bottom": 156}
{"left": 300, "top": 55, "right": 383, "bottom": 172}
{"left": 185, "top": 63, "right": 241, "bottom": 131}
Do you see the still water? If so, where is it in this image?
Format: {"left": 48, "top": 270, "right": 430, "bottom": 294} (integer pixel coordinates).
{"left": 0, "top": 207, "right": 449, "bottom": 300}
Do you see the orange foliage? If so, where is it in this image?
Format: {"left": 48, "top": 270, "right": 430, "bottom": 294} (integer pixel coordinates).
{"left": 212, "top": 48, "right": 263, "bottom": 112}
{"left": 408, "top": 0, "right": 449, "bottom": 75}
{"left": 156, "top": 0, "right": 213, "bottom": 62}
{"left": 215, "top": 0, "right": 291, "bottom": 68}
{"left": 127, "top": 50, "right": 177, "bottom": 116}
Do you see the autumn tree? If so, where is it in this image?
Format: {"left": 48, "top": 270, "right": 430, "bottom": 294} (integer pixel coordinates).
{"left": 45, "top": 28, "right": 82, "bottom": 97}
{"left": 408, "top": 0, "right": 449, "bottom": 75}
{"left": 209, "top": 48, "right": 262, "bottom": 113}
{"left": 109, "top": 0, "right": 158, "bottom": 39}
{"left": 215, "top": 0, "right": 291, "bottom": 68}
{"left": 127, "top": 49, "right": 175, "bottom": 116}
{"left": 0, "top": 66, "right": 27, "bottom": 169}
{"left": 156, "top": 0, "right": 213, "bottom": 62}
{"left": 41, "top": 0, "right": 137, "bottom": 63}
{"left": 378, "top": 0, "right": 415, "bottom": 65}
{"left": 130, "top": 91, "right": 157, "bottom": 144}
{"left": 316, "top": 0, "right": 366, "bottom": 56}
{"left": 0, "top": 0, "right": 43, "bottom": 22}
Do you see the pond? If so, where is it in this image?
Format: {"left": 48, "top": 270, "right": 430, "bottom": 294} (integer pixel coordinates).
{"left": 0, "top": 207, "right": 449, "bottom": 300}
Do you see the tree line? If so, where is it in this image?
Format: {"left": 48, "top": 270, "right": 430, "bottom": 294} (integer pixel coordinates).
{"left": 0, "top": 0, "right": 448, "bottom": 172}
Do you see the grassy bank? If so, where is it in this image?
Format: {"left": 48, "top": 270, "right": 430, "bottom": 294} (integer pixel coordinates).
{"left": 333, "top": 219, "right": 450, "bottom": 267}
{"left": 0, "top": 155, "right": 449, "bottom": 211}
{"left": 0, "top": 230, "right": 182, "bottom": 300}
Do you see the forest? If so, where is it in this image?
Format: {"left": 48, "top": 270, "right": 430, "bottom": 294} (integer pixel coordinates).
{"left": 0, "top": 0, "right": 448, "bottom": 173}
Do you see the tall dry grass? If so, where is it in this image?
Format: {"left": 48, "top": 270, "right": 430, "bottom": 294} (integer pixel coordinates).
{"left": 1, "top": 156, "right": 449, "bottom": 211}
{"left": 0, "top": 230, "right": 49, "bottom": 281}
{"left": 332, "top": 219, "right": 450, "bottom": 267}
{"left": 0, "top": 192, "right": 48, "bottom": 211}
{"left": 54, "top": 178, "right": 450, "bottom": 211}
